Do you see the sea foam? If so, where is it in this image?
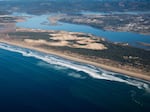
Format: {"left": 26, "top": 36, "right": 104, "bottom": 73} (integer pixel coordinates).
{"left": 0, "top": 43, "right": 150, "bottom": 91}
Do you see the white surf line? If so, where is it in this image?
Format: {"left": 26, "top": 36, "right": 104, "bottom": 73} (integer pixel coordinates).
{"left": 0, "top": 42, "right": 150, "bottom": 91}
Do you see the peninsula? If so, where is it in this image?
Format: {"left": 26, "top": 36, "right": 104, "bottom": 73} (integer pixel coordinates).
{"left": 0, "top": 27, "right": 150, "bottom": 81}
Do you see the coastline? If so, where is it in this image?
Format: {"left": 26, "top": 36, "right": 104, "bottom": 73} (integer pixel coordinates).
{"left": 0, "top": 40, "right": 150, "bottom": 81}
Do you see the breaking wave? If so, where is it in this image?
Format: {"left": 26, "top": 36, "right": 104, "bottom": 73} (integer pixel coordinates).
{"left": 0, "top": 43, "right": 150, "bottom": 91}
{"left": 68, "top": 72, "right": 86, "bottom": 79}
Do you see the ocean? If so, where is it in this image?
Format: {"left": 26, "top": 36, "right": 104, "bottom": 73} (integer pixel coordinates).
{"left": 0, "top": 12, "right": 150, "bottom": 112}
{"left": 0, "top": 43, "right": 150, "bottom": 112}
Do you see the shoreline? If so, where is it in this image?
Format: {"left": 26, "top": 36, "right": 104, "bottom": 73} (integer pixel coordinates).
{"left": 0, "top": 40, "right": 150, "bottom": 81}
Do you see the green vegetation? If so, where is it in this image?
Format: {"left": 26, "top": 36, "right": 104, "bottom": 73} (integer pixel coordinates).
{"left": 8, "top": 31, "right": 150, "bottom": 73}
{"left": 39, "top": 41, "right": 150, "bottom": 72}
{"left": 8, "top": 32, "right": 51, "bottom": 41}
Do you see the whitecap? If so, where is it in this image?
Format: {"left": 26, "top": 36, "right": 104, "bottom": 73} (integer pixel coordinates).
{"left": 0, "top": 42, "right": 150, "bottom": 91}
{"left": 68, "top": 72, "right": 86, "bottom": 79}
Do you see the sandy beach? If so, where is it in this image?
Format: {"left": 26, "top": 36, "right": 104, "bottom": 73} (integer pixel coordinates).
{"left": 0, "top": 39, "right": 150, "bottom": 81}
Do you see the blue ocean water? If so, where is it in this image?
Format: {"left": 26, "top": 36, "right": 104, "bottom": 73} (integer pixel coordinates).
{"left": 0, "top": 43, "right": 150, "bottom": 112}
{"left": 1, "top": 12, "right": 149, "bottom": 111}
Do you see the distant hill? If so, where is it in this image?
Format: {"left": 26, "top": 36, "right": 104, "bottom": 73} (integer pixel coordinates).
{"left": 0, "top": 0, "right": 150, "bottom": 15}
